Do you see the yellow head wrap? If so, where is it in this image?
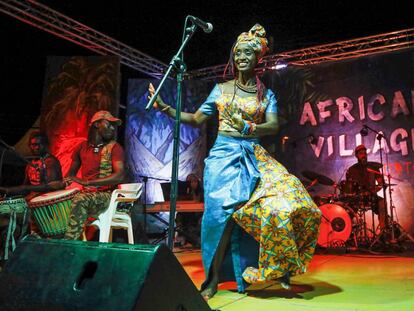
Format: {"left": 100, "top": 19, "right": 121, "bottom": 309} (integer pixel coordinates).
{"left": 233, "top": 24, "right": 269, "bottom": 59}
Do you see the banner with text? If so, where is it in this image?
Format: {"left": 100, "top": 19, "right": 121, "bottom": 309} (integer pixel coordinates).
{"left": 264, "top": 48, "right": 414, "bottom": 233}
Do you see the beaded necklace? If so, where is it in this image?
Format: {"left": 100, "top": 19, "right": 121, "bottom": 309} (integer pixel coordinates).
{"left": 235, "top": 80, "right": 257, "bottom": 93}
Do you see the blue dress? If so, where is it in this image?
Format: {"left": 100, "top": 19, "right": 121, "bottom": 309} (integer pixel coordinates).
{"left": 199, "top": 83, "right": 277, "bottom": 292}
{"left": 199, "top": 82, "right": 321, "bottom": 291}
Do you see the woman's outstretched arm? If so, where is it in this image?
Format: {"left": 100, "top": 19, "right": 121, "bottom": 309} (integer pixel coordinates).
{"left": 148, "top": 83, "right": 210, "bottom": 126}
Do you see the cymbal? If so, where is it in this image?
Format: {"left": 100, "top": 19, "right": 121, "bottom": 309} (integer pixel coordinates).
{"left": 365, "top": 168, "right": 399, "bottom": 186}
{"left": 367, "top": 161, "right": 382, "bottom": 170}
{"left": 301, "top": 170, "right": 335, "bottom": 186}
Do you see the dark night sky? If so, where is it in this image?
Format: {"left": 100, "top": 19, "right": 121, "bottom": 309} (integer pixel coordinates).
{"left": 1, "top": 0, "right": 413, "bottom": 143}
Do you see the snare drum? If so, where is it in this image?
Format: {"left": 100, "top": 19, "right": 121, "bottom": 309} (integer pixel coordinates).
{"left": 28, "top": 189, "right": 78, "bottom": 236}
{"left": 339, "top": 180, "right": 359, "bottom": 195}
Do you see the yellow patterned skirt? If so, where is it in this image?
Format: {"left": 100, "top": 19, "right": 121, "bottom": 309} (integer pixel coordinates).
{"left": 233, "top": 145, "right": 321, "bottom": 284}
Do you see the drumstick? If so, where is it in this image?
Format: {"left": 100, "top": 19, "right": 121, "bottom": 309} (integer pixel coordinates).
{"left": 306, "top": 179, "right": 318, "bottom": 190}
{"left": 367, "top": 167, "right": 382, "bottom": 175}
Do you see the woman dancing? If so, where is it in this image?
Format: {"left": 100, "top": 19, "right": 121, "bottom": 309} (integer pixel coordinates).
{"left": 148, "top": 24, "right": 321, "bottom": 300}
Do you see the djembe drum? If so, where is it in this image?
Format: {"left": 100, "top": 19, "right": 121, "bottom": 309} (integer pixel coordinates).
{"left": 0, "top": 197, "right": 27, "bottom": 215}
{"left": 0, "top": 197, "right": 28, "bottom": 259}
{"left": 28, "top": 189, "right": 78, "bottom": 237}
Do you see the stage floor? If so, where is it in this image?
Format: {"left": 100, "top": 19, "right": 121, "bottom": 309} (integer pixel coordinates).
{"left": 174, "top": 244, "right": 414, "bottom": 311}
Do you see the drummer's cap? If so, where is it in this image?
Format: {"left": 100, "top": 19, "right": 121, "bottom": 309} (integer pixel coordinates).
{"left": 354, "top": 144, "right": 367, "bottom": 155}
{"left": 89, "top": 110, "right": 122, "bottom": 126}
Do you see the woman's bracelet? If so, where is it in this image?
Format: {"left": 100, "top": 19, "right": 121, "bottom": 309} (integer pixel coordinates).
{"left": 241, "top": 120, "right": 250, "bottom": 135}
{"left": 240, "top": 120, "right": 257, "bottom": 135}
{"left": 249, "top": 122, "right": 257, "bottom": 134}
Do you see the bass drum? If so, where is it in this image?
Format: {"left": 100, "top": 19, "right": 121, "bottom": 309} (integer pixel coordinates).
{"left": 317, "top": 203, "right": 352, "bottom": 248}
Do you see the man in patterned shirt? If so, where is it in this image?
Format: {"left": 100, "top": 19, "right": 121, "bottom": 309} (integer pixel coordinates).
{"left": 63, "top": 111, "right": 125, "bottom": 240}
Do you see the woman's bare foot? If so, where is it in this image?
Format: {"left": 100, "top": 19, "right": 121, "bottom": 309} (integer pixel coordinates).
{"left": 277, "top": 272, "right": 291, "bottom": 290}
{"left": 200, "top": 279, "right": 218, "bottom": 300}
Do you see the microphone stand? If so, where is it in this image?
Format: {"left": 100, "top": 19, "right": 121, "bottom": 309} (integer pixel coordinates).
{"left": 138, "top": 175, "right": 169, "bottom": 234}
{"left": 383, "top": 140, "right": 414, "bottom": 246}
{"left": 145, "top": 20, "right": 199, "bottom": 250}
{"left": 361, "top": 125, "right": 392, "bottom": 249}
{"left": 140, "top": 176, "right": 148, "bottom": 233}
{"left": 0, "top": 139, "right": 36, "bottom": 167}
{"left": 0, "top": 139, "right": 35, "bottom": 186}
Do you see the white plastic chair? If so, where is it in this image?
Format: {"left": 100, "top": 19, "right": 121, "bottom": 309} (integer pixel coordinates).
{"left": 91, "top": 183, "right": 142, "bottom": 244}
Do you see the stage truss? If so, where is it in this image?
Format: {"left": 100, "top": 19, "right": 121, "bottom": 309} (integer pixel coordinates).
{"left": 1, "top": 0, "right": 414, "bottom": 81}
{"left": 0, "top": 0, "right": 168, "bottom": 78}
{"left": 188, "top": 28, "right": 414, "bottom": 80}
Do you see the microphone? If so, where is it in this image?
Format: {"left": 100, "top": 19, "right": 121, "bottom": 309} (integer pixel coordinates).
{"left": 360, "top": 125, "right": 369, "bottom": 137}
{"left": 308, "top": 134, "right": 317, "bottom": 145}
{"left": 188, "top": 15, "right": 213, "bottom": 33}
{"left": 0, "top": 138, "right": 15, "bottom": 151}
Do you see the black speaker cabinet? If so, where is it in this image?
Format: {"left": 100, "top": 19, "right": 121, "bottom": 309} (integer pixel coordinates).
{"left": 0, "top": 237, "right": 211, "bottom": 311}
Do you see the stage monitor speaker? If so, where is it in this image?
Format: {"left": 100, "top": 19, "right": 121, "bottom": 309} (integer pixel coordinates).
{"left": 0, "top": 237, "right": 211, "bottom": 311}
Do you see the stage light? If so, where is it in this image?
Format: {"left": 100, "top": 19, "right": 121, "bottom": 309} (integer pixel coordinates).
{"left": 281, "top": 136, "right": 289, "bottom": 152}
{"left": 271, "top": 59, "right": 288, "bottom": 70}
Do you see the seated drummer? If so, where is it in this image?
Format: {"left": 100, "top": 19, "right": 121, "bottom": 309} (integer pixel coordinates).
{"left": 0, "top": 131, "right": 63, "bottom": 254}
{"left": 346, "top": 144, "right": 386, "bottom": 229}
{"left": 63, "top": 110, "right": 125, "bottom": 240}
{"left": 0, "top": 131, "right": 63, "bottom": 199}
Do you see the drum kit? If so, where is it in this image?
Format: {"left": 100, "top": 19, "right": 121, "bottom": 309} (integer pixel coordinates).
{"left": 302, "top": 163, "right": 403, "bottom": 250}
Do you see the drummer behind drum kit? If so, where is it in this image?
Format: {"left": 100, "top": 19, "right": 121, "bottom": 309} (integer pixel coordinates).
{"left": 302, "top": 165, "right": 414, "bottom": 251}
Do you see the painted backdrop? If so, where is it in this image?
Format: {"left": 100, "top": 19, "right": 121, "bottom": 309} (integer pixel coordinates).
{"left": 41, "top": 56, "right": 121, "bottom": 176}
{"left": 126, "top": 79, "right": 211, "bottom": 203}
